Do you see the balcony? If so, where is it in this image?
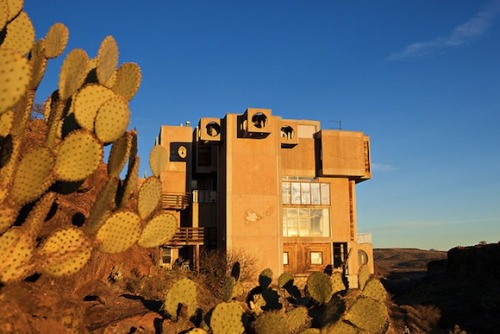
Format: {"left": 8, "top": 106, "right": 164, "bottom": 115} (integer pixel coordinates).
{"left": 166, "top": 227, "right": 205, "bottom": 246}
{"left": 161, "top": 192, "right": 190, "bottom": 210}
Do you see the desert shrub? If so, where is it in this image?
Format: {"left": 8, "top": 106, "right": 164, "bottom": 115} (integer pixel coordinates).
{"left": 401, "top": 304, "right": 441, "bottom": 333}
{"left": 199, "top": 248, "right": 258, "bottom": 300}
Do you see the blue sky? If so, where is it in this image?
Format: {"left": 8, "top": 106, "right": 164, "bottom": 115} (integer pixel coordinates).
{"left": 25, "top": 1, "right": 500, "bottom": 250}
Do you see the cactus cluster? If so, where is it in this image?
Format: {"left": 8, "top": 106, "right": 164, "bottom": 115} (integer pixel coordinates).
{"left": 0, "top": 1, "right": 178, "bottom": 284}
{"left": 161, "top": 264, "right": 389, "bottom": 334}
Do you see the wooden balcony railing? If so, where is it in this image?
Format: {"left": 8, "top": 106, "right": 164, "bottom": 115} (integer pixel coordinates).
{"left": 161, "top": 192, "right": 190, "bottom": 210}
{"left": 166, "top": 227, "right": 205, "bottom": 246}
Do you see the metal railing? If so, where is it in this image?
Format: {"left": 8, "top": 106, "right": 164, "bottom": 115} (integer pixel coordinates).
{"left": 167, "top": 227, "right": 205, "bottom": 246}
{"left": 161, "top": 193, "right": 190, "bottom": 210}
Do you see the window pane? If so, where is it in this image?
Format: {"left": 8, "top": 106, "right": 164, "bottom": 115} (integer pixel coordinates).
{"left": 310, "top": 251, "right": 323, "bottom": 265}
{"left": 320, "top": 183, "right": 330, "bottom": 205}
{"left": 298, "top": 209, "right": 310, "bottom": 236}
{"left": 283, "top": 252, "right": 289, "bottom": 265}
{"left": 301, "top": 182, "right": 311, "bottom": 204}
{"left": 291, "top": 182, "right": 301, "bottom": 204}
{"left": 286, "top": 208, "right": 298, "bottom": 236}
{"left": 311, "top": 183, "right": 320, "bottom": 204}
{"left": 282, "top": 182, "right": 290, "bottom": 204}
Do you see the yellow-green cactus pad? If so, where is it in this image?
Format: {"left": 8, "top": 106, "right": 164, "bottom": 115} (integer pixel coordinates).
{"left": 24, "top": 192, "right": 56, "bottom": 238}
{"left": 108, "top": 132, "right": 131, "bottom": 177}
{"left": 97, "top": 35, "right": 119, "bottom": 86}
{"left": 149, "top": 145, "right": 168, "bottom": 178}
{"left": 73, "top": 84, "right": 115, "bottom": 131}
{"left": 117, "top": 156, "right": 139, "bottom": 208}
{"left": 58, "top": 48, "right": 90, "bottom": 100}
{"left": 137, "top": 176, "right": 162, "bottom": 220}
{"left": 0, "top": 227, "right": 35, "bottom": 283}
{"left": 164, "top": 278, "right": 198, "bottom": 321}
{"left": 358, "top": 264, "right": 371, "bottom": 290}
{"left": 96, "top": 210, "right": 141, "bottom": 254}
{"left": 0, "top": 0, "right": 8, "bottom": 31}
{"left": 0, "top": 49, "right": 30, "bottom": 114}
{"left": 44, "top": 22, "right": 69, "bottom": 59}
{"left": 112, "top": 62, "right": 142, "bottom": 101}
{"left": 0, "top": 206, "right": 17, "bottom": 234}
{"left": 94, "top": 94, "right": 130, "bottom": 143}
{"left": 1, "top": 11, "right": 35, "bottom": 55}
{"left": 6, "top": 0, "right": 23, "bottom": 22}
{"left": 84, "top": 176, "right": 118, "bottom": 235}
{"left": 0, "top": 109, "right": 13, "bottom": 136}
{"left": 39, "top": 227, "right": 92, "bottom": 277}
{"left": 29, "top": 39, "right": 48, "bottom": 90}
{"left": 344, "top": 297, "right": 388, "bottom": 333}
{"left": 11, "top": 146, "right": 55, "bottom": 205}
{"left": 138, "top": 212, "right": 177, "bottom": 248}
{"left": 54, "top": 129, "right": 103, "bottom": 182}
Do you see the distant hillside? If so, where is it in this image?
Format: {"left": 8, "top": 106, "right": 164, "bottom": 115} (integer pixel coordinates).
{"left": 373, "top": 247, "right": 447, "bottom": 278}
{"left": 375, "top": 245, "right": 500, "bottom": 333}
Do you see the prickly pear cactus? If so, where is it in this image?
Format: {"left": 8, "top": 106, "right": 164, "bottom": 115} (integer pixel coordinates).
{"left": 164, "top": 277, "right": 198, "bottom": 321}
{"left": 0, "top": 1, "right": 182, "bottom": 284}
{"left": 306, "top": 272, "right": 333, "bottom": 304}
{"left": 209, "top": 302, "right": 246, "bottom": 334}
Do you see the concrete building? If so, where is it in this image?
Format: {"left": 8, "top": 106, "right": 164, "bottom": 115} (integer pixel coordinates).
{"left": 156, "top": 108, "right": 373, "bottom": 286}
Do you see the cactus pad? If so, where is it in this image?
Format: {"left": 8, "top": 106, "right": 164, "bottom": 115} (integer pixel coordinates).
{"left": 164, "top": 277, "right": 198, "bottom": 321}
{"left": 112, "top": 62, "right": 141, "bottom": 101}
{"left": 11, "top": 146, "right": 55, "bottom": 205}
{"left": 84, "top": 177, "right": 118, "bottom": 235}
{"left": 54, "top": 130, "right": 103, "bottom": 181}
{"left": 149, "top": 144, "right": 168, "bottom": 177}
{"left": 44, "top": 22, "right": 69, "bottom": 59}
{"left": 29, "top": 39, "right": 48, "bottom": 90}
{"left": 96, "top": 35, "right": 118, "bottom": 86}
{"left": 286, "top": 306, "right": 310, "bottom": 334}
{"left": 331, "top": 271, "right": 347, "bottom": 295}
{"left": 0, "top": 227, "right": 34, "bottom": 283}
{"left": 252, "top": 311, "right": 289, "bottom": 334}
{"left": 39, "top": 227, "right": 93, "bottom": 276}
{"left": 24, "top": 192, "right": 56, "bottom": 238}
{"left": 107, "top": 132, "right": 131, "bottom": 177}
{"left": 96, "top": 210, "right": 141, "bottom": 253}
{"left": 0, "top": 49, "right": 31, "bottom": 114}
{"left": 117, "top": 156, "right": 139, "bottom": 208}
{"left": 5, "top": 0, "right": 23, "bottom": 22}
{"left": 210, "top": 302, "right": 245, "bottom": 334}
{"left": 321, "top": 320, "right": 357, "bottom": 334}
{"left": 2, "top": 11, "right": 35, "bottom": 55}
{"left": 94, "top": 94, "right": 130, "bottom": 143}
{"left": 0, "top": 109, "right": 14, "bottom": 136}
{"left": 258, "top": 268, "right": 273, "bottom": 289}
{"left": 306, "top": 272, "right": 333, "bottom": 304}
{"left": 358, "top": 264, "right": 371, "bottom": 290}
{"left": 0, "top": 206, "right": 17, "bottom": 234}
{"left": 138, "top": 212, "right": 177, "bottom": 248}
{"left": 278, "top": 272, "right": 294, "bottom": 289}
{"left": 361, "top": 277, "right": 387, "bottom": 302}
{"left": 137, "top": 176, "right": 162, "bottom": 220}
{"left": 58, "top": 48, "right": 90, "bottom": 100}
{"left": 73, "top": 84, "right": 115, "bottom": 131}
{"left": 344, "top": 297, "right": 388, "bottom": 333}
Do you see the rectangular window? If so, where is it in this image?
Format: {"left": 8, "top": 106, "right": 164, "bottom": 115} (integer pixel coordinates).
{"left": 282, "top": 182, "right": 290, "bottom": 204}
{"left": 282, "top": 180, "right": 330, "bottom": 206}
{"left": 291, "top": 182, "right": 301, "bottom": 204}
{"left": 310, "top": 251, "right": 323, "bottom": 265}
{"left": 283, "top": 252, "right": 289, "bottom": 265}
{"left": 321, "top": 183, "right": 330, "bottom": 205}
{"left": 283, "top": 208, "right": 330, "bottom": 237}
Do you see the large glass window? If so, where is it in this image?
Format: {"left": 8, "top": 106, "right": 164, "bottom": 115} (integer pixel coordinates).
{"left": 283, "top": 208, "right": 330, "bottom": 237}
{"left": 282, "top": 179, "right": 331, "bottom": 238}
{"left": 282, "top": 181, "right": 330, "bottom": 205}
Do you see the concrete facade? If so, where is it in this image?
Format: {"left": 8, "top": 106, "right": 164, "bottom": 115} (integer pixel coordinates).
{"left": 157, "top": 108, "right": 373, "bottom": 285}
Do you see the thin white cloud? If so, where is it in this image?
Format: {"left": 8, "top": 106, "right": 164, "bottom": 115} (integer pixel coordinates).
{"left": 388, "top": 0, "right": 500, "bottom": 60}
{"left": 371, "top": 162, "right": 397, "bottom": 172}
